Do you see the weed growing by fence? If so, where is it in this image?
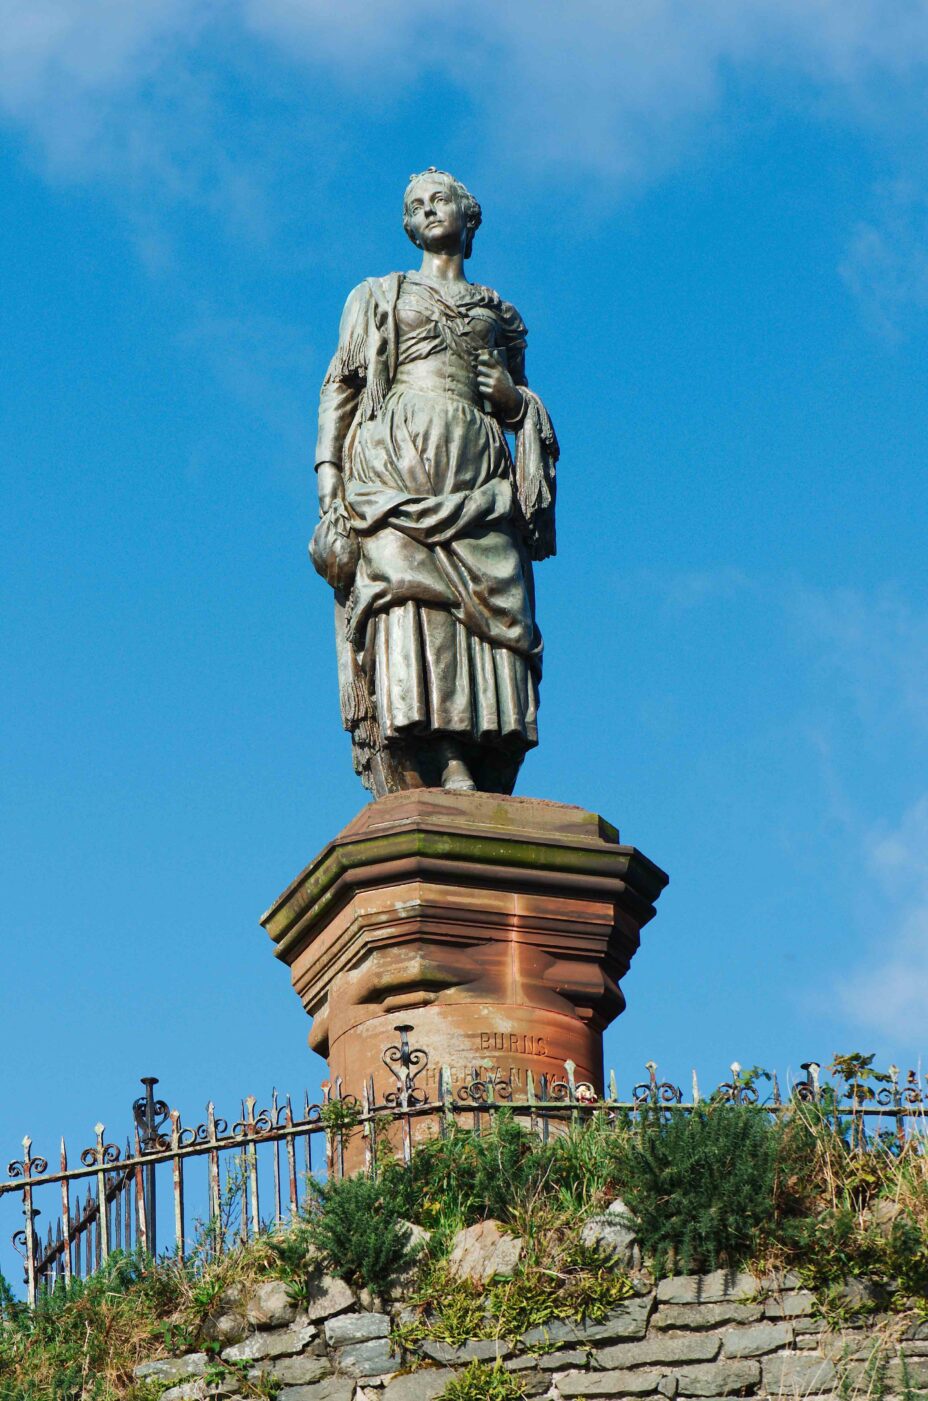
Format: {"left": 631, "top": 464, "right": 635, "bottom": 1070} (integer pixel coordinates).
{"left": 380, "top": 1111, "right": 549, "bottom": 1247}
{"left": 306, "top": 1173, "right": 417, "bottom": 1295}
{"left": 762, "top": 1100, "right": 928, "bottom": 1311}
{"left": 618, "top": 1102, "right": 779, "bottom": 1274}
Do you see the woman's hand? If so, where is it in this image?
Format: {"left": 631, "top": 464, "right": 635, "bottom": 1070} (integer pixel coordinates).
{"left": 317, "top": 462, "right": 345, "bottom": 514}
{"left": 475, "top": 351, "right": 523, "bottom": 421}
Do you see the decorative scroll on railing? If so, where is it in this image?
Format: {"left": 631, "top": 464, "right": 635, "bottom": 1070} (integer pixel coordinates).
{"left": 2, "top": 1035, "right": 925, "bottom": 1306}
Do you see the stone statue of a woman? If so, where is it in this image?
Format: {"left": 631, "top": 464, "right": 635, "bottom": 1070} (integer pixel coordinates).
{"left": 311, "top": 168, "right": 559, "bottom": 798}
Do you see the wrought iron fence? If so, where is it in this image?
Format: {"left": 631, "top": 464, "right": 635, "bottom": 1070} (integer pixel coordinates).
{"left": 3, "top": 1027, "right": 925, "bottom": 1307}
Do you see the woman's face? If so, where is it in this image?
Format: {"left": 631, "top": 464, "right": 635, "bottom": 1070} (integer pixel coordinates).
{"left": 405, "top": 178, "right": 465, "bottom": 253}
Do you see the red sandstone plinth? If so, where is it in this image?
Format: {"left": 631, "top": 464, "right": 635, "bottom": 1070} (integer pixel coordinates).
{"left": 261, "top": 791, "right": 667, "bottom": 1100}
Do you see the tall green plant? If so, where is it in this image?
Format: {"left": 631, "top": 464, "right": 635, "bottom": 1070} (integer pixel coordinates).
{"left": 619, "top": 1103, "right": 778, "bottom": 1275}
{"left": 381, "top": 1111, "right": 543, "bottom": 1233}
{"left": 307, "top": 1174, "right": 416, "bottom": 1295}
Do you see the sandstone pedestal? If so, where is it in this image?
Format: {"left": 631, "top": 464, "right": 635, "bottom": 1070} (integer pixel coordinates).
{"left": 262, "top": 791, "right": 667, "bottom": 1101}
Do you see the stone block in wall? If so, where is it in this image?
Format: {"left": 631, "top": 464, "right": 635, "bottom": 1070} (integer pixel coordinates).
{"left": 537, "top": 1350, "right": 591, "bottom": 1371}
{"left": 840, "top": 1357, "right": 928, "bottom": 1391}
{"left": 580, "top": 1199, "right": 639, "bottom": 1267}
{"left": 420, "top": 1339, "right": 512, "bottom": 1363}
{"left": 524, "top": 1373, "right": 554, "bottom": 1397}
{"left": 652, "top": 1303, "right": 764, "bottom": 1330}
{"left": 497, "top": 1368, "right": 550, "bottom": 1397}
{"left": 134, "top": 1355, "right": 209, "bottom": 1383}
{"left": 337, "top": 1337, "right": 401, "bottom": 1377}
{"left": 200, "top": 1309, "right": 249, "bottom": 1345}
{"left": 521, "top": 1295, "right": 654, "bottom": 1348}
{"left": 222, "top": 1321, "right": 318, "bottom": 1362}
{"left": 325, "top": 1313, "right": 390, "bottom": 1346}
{"left": 382, "top": 1368, "right": 454, "bottom": 1401}
{"left": 557, "top": 1367, "right": 663, "bottom": 1395}
{"left": 762, "top": 1353, "right": 836, "bottom": 1392}
{"left": 674, "top": 1360, "right": 761, "bottom": 1396}
{"left": 656, "top": 1273, "right": 758, "bottom": 1306}
{"left": 829, "top": 1279, "right": 890, "bottom": 1312}
{"left": 277, "top": 1383, "right": 354, "bottom": 1401}
{"left": 390, "top": 1221, "right": 432, "bottom": 1295}
{"left": 757, "top": 1271, "right": 802, "bottom": 1291}
{"left": 818, "top": 1331, "right": 890, "bottom": 1361}
{"left": 594, "top": 1333, "right": 721, "bottom": 1368}
{"left": 272, "top": 1356, "right": 337, "bottom": 1385}
{"left": 447, "top": 1221, "right": 523, "bottom": 1284}
{"left": 246, "top": 1280, "right": 299, "bottom": 1328}
{"left": 721, "top": 1323, "right": 793, "bottom": 1357}
{"left": 160, "top": 1385, "right": 211, "bottom": 1401}
{"left": 763, "top": 1291, "right": 815, "bottom": 1318}
{"left": 303, "top": 1275, "right": 357, "bottom": 1321}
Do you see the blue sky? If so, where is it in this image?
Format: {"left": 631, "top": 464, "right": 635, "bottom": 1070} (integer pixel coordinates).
{"left": 3, "top": 0, "right": 928, "bottom": 1226}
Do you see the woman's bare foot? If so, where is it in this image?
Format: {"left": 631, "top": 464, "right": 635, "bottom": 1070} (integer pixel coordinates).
{"left": 436, "top": 739, "right": 476, "bottom": 792}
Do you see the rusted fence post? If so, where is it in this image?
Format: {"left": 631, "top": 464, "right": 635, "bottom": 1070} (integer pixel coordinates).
{"left": 59, "top": 1138, "right": 72, "bottom": 1285}
{"left": 133, "top": 1077, "right": 167, "bottom": 1257}
{"left": 12, "top": 1136, "right": 42, "bottom": 1307}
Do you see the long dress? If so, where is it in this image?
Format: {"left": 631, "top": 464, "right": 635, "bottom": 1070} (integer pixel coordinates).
{"left": 315, "top": 271, "right": 558, "bottom": 796}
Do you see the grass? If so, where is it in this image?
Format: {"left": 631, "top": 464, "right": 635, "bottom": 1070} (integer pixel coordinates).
{"left": 438, "top": 1360, "right": 525, "bottom": 1401}
{"left": 0, "top": 1229, "right": 311, "bottom": 1401}
{"left": 395, "top": 1212, "right": 635, "bottom": 1349}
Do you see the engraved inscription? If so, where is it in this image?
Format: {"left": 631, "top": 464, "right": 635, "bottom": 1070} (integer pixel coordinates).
{"left": 480, "top": 1031, "right": 549, "bottom": 1057}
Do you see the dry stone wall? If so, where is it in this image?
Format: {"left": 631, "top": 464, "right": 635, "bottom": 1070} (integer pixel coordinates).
{"left": 133, "top": 1270, "right": 928, "bottom": 1401}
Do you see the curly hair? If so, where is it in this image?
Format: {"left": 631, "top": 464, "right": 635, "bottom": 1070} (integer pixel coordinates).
{"left": 403, "top": 168, "right": 482, "bottom": 259}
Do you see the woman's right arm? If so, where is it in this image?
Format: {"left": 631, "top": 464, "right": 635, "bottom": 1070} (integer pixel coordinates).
{"left": 315, "top": 374, "right": 360, "bottom": 510}
{"left": 314, "top": 283, "right": 370, "bottom": 513}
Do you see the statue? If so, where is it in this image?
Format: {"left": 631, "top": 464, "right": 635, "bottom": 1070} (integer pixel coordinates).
{"left": 310, "top": 168, "right": 559, "bottom": 798}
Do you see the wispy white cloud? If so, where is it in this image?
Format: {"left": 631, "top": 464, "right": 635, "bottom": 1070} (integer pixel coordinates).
{"left": 176, "top": 309, "right": 316, "bottom": 485}
{"left": 4, "top": 1, "right": 928, "bottom": 199}
{"left": 840, "top": 181, "right": 928, "bottom": 337}
{"left": 791, "top": 583, "right": 928, "bottom": 739}
{"left": 780, "top": 583, "right": 928, "bottom": 1050}
{"left": 839, "top": 795, "right": 928, "bottom": 1047}
{"left": 237, "top": 2, "right": 928, "bottom": 178}
{"left": 656, "top": 566, "right": 753, "bottom": 613}
{"left": 0, "top": 0, "right": 198, "bottom": 162}
{"left": 0, "top": 0, "right": 273, "bottom": 251}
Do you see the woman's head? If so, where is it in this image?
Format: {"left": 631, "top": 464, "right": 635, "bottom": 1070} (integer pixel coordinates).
{"left": 403, "top": 168, "right": 482, "bottom": 259}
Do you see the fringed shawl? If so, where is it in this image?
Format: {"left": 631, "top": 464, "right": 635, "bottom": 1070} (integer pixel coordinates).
{"left": 321, "top": 273, "right": 402, "bottom": 425}
{"left": 514, "top": 390, "right": 558, "bottom": 561}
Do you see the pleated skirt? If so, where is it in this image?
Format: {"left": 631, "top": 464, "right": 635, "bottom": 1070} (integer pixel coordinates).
{"left": 370, "top": 600, "right": 538, "bottom": 749}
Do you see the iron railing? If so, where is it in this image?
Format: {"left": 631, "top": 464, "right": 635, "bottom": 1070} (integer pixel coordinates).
{"left": 3, "top": 1029, "right": 925, "bottom": 1306}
